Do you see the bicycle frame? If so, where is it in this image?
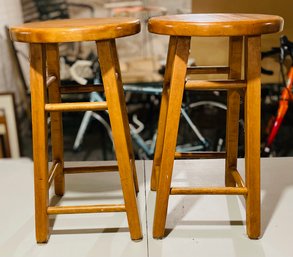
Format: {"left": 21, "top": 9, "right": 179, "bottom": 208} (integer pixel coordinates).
{"left": 264, "top": 67, "right": 293, "bottom": 153}
{"left": 263, "top": 36, "right": 293, "bottom": 155}
{"left": 73, "top": 86, "right": 226, "bottom": 159}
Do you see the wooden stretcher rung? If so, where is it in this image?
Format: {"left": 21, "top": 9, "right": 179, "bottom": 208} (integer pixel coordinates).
{"left": 175, "top": 151, "right": 226, "bottom": 159}
{"left": 46, "top": 75, "right": 56, "bottom": 87}
{"left": 231, "top": 169, "right": 246, "bottom": 188}
{"left": 47, "top": 204, "right": 126, "bottom": 215}
{"left": 170, "top": 186, "right": 248, "bottom": 195}
{"left": 45, "top": 101, "right": 108, "bottom": 112}
{"left": 60, "top": 84, "right": 104, "bottom": 94}
{"left": 48, "top": 160, "right": 61, "bottom": 187}
{"left": 185, "top": 79, "right": 246, "bottom": 90}
{"left": 64, "top": 165, "right": 119, "bottom": 174}
{"left": 187, "top": 66, "right": 230, "bottom": 75}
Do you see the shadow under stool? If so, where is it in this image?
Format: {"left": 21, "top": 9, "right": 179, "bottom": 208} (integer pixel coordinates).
{"left": 148, "top": 13, "right": 283, "bottom": 239}
{"left": 9, "top": 17, "right": 143, "bottom": 243}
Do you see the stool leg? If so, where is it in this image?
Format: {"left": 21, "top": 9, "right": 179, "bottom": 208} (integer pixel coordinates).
{"left": 96, "top": 39, "right": 142, "bottom": 240}
{"left": 30, "top": 43, "right": 49, "bottom": 243}
{"left": 108, "top": 40, "right": 139, "bottom": 194}
{"left": 244, "top": 35, "right": 261, "bottom": 239}
{"left": 151, "top": 36, "right": 178, "bottom": 191}
{"left": 46, "top": 43, "right": 65, "bottom": 196}
{"left": 225, "top": 36, "right": 243, "bottom": 187}
{"left": 153, "top": 36, "right": 191, "bottom": 239}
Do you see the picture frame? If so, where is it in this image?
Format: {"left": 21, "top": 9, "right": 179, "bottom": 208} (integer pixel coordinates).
{"left": 0, "top": 93, "right": 20, "bottom": 158}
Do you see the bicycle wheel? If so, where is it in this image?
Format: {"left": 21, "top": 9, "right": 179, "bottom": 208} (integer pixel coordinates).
{"left": 177, "top": 95, "right": 245, "bottom": 156}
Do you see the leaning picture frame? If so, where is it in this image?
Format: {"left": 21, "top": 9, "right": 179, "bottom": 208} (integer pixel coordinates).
{"left": 0, "top": 92, "right": 20, "bottom": 158}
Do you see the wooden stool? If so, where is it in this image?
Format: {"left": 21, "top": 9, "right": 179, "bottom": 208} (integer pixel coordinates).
{"left": 148, "top": 14, "right": 283, "bottom": 239}
{"left": 9, "top": 18, "right": 142, "bottom": 243}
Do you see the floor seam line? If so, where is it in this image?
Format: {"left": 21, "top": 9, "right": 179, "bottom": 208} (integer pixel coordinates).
{"left": 143, "top": 160, "right": 150, "bottom": 257}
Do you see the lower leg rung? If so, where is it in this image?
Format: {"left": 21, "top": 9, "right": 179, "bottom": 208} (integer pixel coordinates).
{"left": 170, "top": 186, "right": 248, "bottom": 195}
{"left": 47, "top": 204, "right": 126, "bottom": 214}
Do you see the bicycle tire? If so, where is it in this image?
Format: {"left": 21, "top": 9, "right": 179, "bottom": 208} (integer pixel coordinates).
{"left": 177, "top": 99, "right": 245, "bottom": 157}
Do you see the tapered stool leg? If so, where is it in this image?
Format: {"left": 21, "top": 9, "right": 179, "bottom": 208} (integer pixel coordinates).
{"left": 153, "top": 36, "right": 191, "bottom": 238}
{"left": 151, "top": 36, "right": 178, "bottom": 191}
{"left": 245, "top": 35, "right": 261, "bottom": 239}
{"left": 96, "top": 39, "right": 142, "bottom": 240}
{"left": 225, "top": 36, "right": 243, "bottom": 187}
{"left": 108, "top": 40, "right": 140, "bottom": 194}
{"left": 30, "top": 43, "right": 49, "bottom": 243}
{"left": 46, "top": 43, "right": 65, "bottom": 196}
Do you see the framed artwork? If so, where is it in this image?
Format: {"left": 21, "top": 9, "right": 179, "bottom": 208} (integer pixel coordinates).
{"left": 0, "top": 93, "right": 20, "bottom": 158}
{"left": 0, "top": 109, "right": 11, "bottom": 157}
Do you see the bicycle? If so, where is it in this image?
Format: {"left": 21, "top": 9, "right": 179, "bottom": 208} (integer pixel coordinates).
{"left": 130, "top": 89, "right": 229, "bottom": 159}
{"left": 262, "top": 35, "right": 293, "bottom": 156}
{"left": 72, "top": 83, "right": 229, "bottom": 160}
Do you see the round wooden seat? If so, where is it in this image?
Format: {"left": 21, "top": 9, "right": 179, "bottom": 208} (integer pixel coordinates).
{"left": 10, "top": 17, "right": 140, "bottom": 43}
{"left": 148, "top": 13, "right": 283, "bottom": 36}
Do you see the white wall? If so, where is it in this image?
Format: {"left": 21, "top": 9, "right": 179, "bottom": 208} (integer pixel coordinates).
{"left": 0, "top": 0, "right": 26, "bottom": 112}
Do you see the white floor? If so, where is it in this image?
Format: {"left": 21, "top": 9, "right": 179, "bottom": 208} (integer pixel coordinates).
{"left": 0, "top": 157, "right": 292, "bottom": 257}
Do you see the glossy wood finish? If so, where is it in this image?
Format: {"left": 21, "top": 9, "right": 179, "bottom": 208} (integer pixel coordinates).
{"left": 30, "top": 43, "right": 49, "bottom": 243}
{"left": 231, "top": 169, "right": 246, "bottom": 188}
{"left": 149, "top": 13, "right": 282, "bottom": 240}
{"left": 225, "top": 36, "right": 243, "bottom": 187}
{"left": 148, "top": 13, "right": 283, "bottom": 36}
{"left": 47, "top": 204, "right": 126, "bottom": 214}
{"left": 46, "top": 44, "right": 64, "bottom": 196}
{"left": 96, "top": 39, "right": 142, "bottom": 240}
{"left": 151, "top": 36, "right": 179, "bottom": 191}
{"left": 44, "top": 101, "right": 108, "bottom": 112}
{"left": 244, "top": 35, "right": 261, "bottom": 239}
{"left": 170, "top": 186, "right": 248, "bottom": 195}
{"left": 11, "top": 18, "right": 142, "bottom": 243}
{"left": 107, "top": 39, "right": 140, "bottom": 194}
{"left": 10, "top": 17, "right": 140, "bottom": 43}
{"left": 152, "top": 36, "right": 191, "bottom": 238}
{"left": 185, "top": 79, "right": 246, "bottom": 90}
